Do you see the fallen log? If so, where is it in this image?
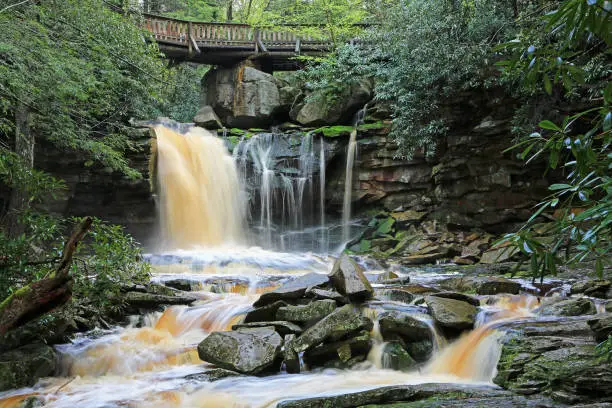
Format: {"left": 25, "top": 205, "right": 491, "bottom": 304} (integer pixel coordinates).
{"left": 0, "top": 216, "right": 93, "bottom": 336}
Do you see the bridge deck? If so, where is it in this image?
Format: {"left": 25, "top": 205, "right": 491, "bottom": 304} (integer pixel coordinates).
{"left": 143, "top": 14, "right": 334, "bottom": 70}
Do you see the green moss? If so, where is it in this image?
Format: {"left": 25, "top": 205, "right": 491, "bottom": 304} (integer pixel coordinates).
{"left": 357, "top": 121, "right": 387, "bottom": 131}
{"left": 313, "top": 125, "right": 354, "bottom": 137}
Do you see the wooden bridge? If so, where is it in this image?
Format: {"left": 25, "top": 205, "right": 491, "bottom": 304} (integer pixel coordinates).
{"left": 143, "top": 14, "right": 335, "bottom": 71}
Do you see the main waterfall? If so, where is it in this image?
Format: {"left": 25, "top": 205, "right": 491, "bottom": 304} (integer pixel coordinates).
{"left": 153, "top": 125, "right": 244, "bottom": 249}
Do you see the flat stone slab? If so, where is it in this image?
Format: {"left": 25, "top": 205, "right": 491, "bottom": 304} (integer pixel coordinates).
{"left": 232, "top": 321, "right": 302, "bottom": 336}
{"left": 276, "top": 299, "right": 337, "bottom": 322}
{"left": 254, "top": 273, "right": 329, "bottom": 307}
{"left": 276, "top": 383, "right": 556, "bottom": 408}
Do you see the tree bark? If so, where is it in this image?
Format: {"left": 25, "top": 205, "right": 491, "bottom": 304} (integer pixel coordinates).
{"left": 5, "top": 104, "right": 34, "bottom": 239}
{"left": 0, "top": 217, "right": 93, "bottom": 336}
{"left": 226, "top": 0, "right": 233, "bottom": 21}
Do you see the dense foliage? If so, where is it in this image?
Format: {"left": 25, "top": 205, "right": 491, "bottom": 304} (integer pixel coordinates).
{"left": 0, "top": 0, "right": 165, "bottom": 322}
{"left": 497, "top": 0, "right": 610, "bottom": 281}
{"left": 299, "top": 0, "right": 516, "bottom": 157}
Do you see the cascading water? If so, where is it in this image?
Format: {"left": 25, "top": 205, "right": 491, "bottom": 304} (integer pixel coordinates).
{"left": 341, "top": 105, "right": 367, "bottom": 244}
{"left": 319, "top": 138, "right": 327, "bottom": 254}
{"left": 153, "top": 125, "right": 244, "bottom": 249}
{"left": 232, "top": 131, "right": 329, "bottom": 251}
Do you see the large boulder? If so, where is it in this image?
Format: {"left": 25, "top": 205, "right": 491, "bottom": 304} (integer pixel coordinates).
{"left": 329, "top": 254, "right": 373, "bottom": 301}
{"left": 288, "top": 305, "right": 373, "bottom": 353}
{"left": 495, "top": 317, "right": 612, "bottom": 405}
{"left": 197, "top": 327, "right": 283, "bottom": 374}
{"left": 0, "top": 343, "right": 57, "bottom": 391}
{"left": 202, "top": 64, "right": 296, "bottom": 128}
{"left": 193, "top": 105, "right": 222, "bottom": 129}
{"left": 290, "top": 80, "right": 373, "bottom": 126}
{"left": 425, "top": 296, "right": 477, "bottom": 330}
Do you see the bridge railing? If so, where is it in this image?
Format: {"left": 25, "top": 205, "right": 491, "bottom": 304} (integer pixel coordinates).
{"left": 143, "top": 14, "right": 330, "bottom": 50}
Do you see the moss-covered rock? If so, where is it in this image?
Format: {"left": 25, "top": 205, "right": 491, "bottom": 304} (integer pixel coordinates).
{"left": 494, "top": 317, "right": 612, "bottom": 404}
{"left": 425, "top": 296, "right": 477, "bottom": 330}
{"left": 536, "top": 298, "right": 597, "bottom": 317}
{"left": 0, "top": 343, "right": 56, "bottom": 391}
{"left": 276, "top": 299, "right": 337, "bottom": 322}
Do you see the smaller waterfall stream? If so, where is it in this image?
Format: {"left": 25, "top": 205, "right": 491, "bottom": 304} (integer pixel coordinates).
{"left": 341, "top": 105, "right": 367, "bottom": 244}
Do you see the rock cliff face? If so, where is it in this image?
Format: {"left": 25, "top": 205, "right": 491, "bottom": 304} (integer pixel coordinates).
{"left": 9, "top": 69, "right": 550, "bottom": 248}
{"left": 324, "top": 90, "right": 549, "bottom": 233}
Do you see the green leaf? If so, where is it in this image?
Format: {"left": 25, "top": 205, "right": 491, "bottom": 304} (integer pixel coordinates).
{"left": 549, "top": 183, "right": 573, "bottom": 190}
{"left": 543, "top": 74, "right": 552, "bottom": 95}
{"left": 539, "top": 120, "right": 562, "bottom": 132}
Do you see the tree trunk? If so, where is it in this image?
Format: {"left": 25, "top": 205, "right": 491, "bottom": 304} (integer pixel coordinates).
{"left": 0, "top": 217, "right": 93, "bottom": 336}
{"left": 5, "top": 104, "right": 34, "bottom": 239}
{"left": 226, "top": 0, "right": 233, "bottom": 21}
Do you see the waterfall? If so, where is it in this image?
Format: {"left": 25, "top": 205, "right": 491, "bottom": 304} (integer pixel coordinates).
{"left": 152, "top": 125, "right": 244, "bottom": 249}
{"left": 342, "top": 105, "right": 368, "bottom": 244}
{"left": 319, "top": 139, "right": 327, "bottom": 253}
{"left": 232, "top": 131, "right": 323, "bottom": 250}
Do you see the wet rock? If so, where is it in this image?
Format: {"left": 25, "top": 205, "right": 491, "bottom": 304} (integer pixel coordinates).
{"left": 163, "top": 279, "right": 195, "bottom": 292}
{"left": 197, "top": 327, "right": 283, "bottom": 375}
{"left": 232, "top": 321, "right": 302, "bottom": 336}
{"left": 378, "top": 311, "right": 433, "bottom": 342}
{"left": 439, "top": 276, "right": 520, "bottom": 295}
{"left": 283, "top": 334, "right": 300, "bottom": 374}
{"left": 184, "top": 368, "right": 243, "bottom": 382}
{"left": 425, "top": 296, "right": 477, "bottom": 330}
{"left": 329, "top": 254, "right": 373, "bottom": 301}
{"left": 123, "top": 290, "right": 196, "bottom": 309}
{"left": 401, "top": 252, "right": 448, "bottom": 265}
{"left": 254, "top": 273, "right": 329, "bottom": 307}
{"left": 475, "top": 277, "right": 522, "bottom": 295}
{"left": 429, "top": 291, "right": 480, "bottom": 307}
{"left": 397, "top": 283, "right": 439, "bottom": 296}
{"left": 378, "top": 277, "right": 412, "bottom": 285}
{"left": 243, "top": 300, "right": 287, "bottom": 323}
{"left": 305, "top": 331, "right": 371, "bottom": 365}
{"left": 537, "top": 298, "right": 597, "bottom": 317}
{"left": 0, "top": 343, "right": 56, "bottom": 391}
{"left": 495, "top": 332, "right": 612, "bottom": 404}
{"left": 305, "top": 288, "right": 349, "bottom": 304}
{"left": 289, "top": 305, "right": 373, "bottom": 353}
{"left": 276, "top": 383, "right": 551, "bottom": 408}
{"left": 380, "top": 342, "right": 417, "bottom": 371}
{"left": 588, "top": 314, "right": 612, "bottom": 342}
{"left": 405, "top": 339, "right": 435, "bottom": 362}
{"left": 378, "top": 289, "right": 414, "bottom": 304}
{"left": 571, "top": 280, "right": 611, "bottom": 299}
{"left": 373, "top": 270, "right": 399, "bottom": 282}
{"left": 276, "top": 299, "right": 337, "bottom": 322}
